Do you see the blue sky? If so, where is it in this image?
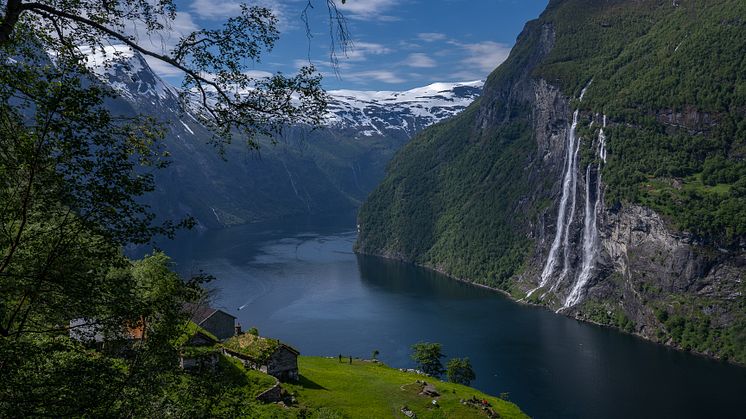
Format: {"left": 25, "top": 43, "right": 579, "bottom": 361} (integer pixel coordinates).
{"left": 151, "top": 0, "right": 548, "bottom": 91}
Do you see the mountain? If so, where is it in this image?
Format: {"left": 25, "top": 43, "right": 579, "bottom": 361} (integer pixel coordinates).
{"left": 326, "top": 81, "right": 482, "bottom": 138}
{"left": 356, "top": 0, "right": 746, "bottom": 363}
{"left": 84, "top": 45, "right": 482, "bottom": 228}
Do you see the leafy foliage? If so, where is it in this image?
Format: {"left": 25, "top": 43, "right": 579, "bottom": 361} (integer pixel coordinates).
{"left": 0, "top": 1, "right": 349, "bottom": 416}
{"left": 223, "top": 333, "right": 281, "bottom": 363}
{"left": 653, "top": 292, "right": 746, "bottom": 363}
{"left": 446, "top": 357, "right": 476, "bottom": 386}
{"left": 0, "top": 253, "right": 204, "bottom": 417}
{"left": 410, "top": 342, "right": 445, "bottom": 377}
{"left": 162, "top": 355, "right": 285, "bottom": 419}
{"left": 0, "top": 0, "right": 337, "bottom": 150}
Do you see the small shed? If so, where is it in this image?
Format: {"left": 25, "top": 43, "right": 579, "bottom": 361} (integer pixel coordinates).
{"left": 264, "top": 344, "right": 300, "bottom": 381}
{"left": 176, "top": 321, "right": 221, "bottom": 371}
{"left": 183, "top": 302, "right": 237, "bottom": 340}
{"left": 222, "top": 333, "right": 300, "bottom": 382}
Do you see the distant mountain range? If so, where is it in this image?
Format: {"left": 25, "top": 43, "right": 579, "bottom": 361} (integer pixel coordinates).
{"left": 84, "top": 45, "right": 482, "bottom": 228}
{"left": 326, "top": 81, "right": 482, "bottom": 138}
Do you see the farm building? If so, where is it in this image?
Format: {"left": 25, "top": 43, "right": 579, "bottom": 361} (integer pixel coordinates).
{"left": 183, "top": 302, "right": 237, "bottom": 340}
{"left": 175, "top": 321, "right": 221, "bottom": 371}
{"left": 222, "top": 333, "right": 300, "bottom": 382}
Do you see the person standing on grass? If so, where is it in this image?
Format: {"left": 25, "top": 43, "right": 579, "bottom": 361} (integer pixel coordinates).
{"left": 349, "top": 356, "right": 352, "bottom": 365}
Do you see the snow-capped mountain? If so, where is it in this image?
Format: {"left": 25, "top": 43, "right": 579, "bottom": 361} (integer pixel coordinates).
{"left": 326, "top": 81, "right": 483, "bottom": 137}
{"left": 82, "top": 45, "right": 181, "bottom": 105}
{"left": 81, "top": 45, "right": 482, "bottom": 227}
{"left": 82, "top": 45, "right": 482, "bottom": 138}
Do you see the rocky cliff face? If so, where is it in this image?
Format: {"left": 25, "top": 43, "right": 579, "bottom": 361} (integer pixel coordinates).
{"left": 357, "top": 0, "right": 745, "bottom": 363}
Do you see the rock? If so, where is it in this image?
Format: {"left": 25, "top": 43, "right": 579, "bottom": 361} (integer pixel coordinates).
{"left": 400, "top": 406, "right": 416, "bottom": 418}
{"left": 420, "top": 383, "right": 440, "bottom": 397}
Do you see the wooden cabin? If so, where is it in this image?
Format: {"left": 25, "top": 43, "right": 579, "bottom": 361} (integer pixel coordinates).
{"left": 222, "top": 333, "right": 300, "bottom": 382}
{"left": 183, "top": 302, "right": 237, "bottom": 340}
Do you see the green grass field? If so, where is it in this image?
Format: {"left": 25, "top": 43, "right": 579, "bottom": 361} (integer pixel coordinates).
{"left": 288, "top": 357, "right": 528, "bottom": 419}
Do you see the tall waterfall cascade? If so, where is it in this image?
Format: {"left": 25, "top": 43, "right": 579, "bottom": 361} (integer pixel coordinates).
{"left": 527, "top": 109, "right": 580, "bottom": 298}
{"left": 528, "top": 80, "right": 591, "bottom": 298}
{"left": 556, "top": 138, "right": 580, "bottom": 290}
{"left": 530, "top": 78, "right": 608, "bottom": 307}
{"left": 564, "top": 115, "right": 607, "bottom": 307}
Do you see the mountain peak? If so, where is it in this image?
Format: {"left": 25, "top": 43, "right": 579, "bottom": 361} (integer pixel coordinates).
{"left": 81, "top": 45, "right": 482, "bottom": 138}
{"left": 326, "top": 80, "right": 483, "bottom": 137}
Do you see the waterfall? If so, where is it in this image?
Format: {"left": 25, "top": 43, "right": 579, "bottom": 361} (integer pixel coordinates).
{"left": 599, "top": 115, "right": 607, "bottom": 163}
{"left": 564, "top": 119, "right": 606, "bottom": 307}
{"left": 528, "top": 79, "right": 592, "bottom": 300}
{"left": 579, "top": 80, "right": 592, "bottom": 101}
{"left": 528, "top": 110, "right": 580, "bottom": 298}
{"left": 558, "top": 139, "right": 580, "bottom": 283}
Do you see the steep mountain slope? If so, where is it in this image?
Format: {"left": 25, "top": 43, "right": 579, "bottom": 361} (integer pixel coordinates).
{"left": 356, "top": 0, "right": 746, "bottom": 363}
{"left": 86, "top": 45, "right": 482, "bottom": 228}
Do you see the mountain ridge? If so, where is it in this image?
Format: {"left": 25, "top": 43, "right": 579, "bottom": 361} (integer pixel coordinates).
{"left": 83, "top": 45, "right": 482, "bottom": 228}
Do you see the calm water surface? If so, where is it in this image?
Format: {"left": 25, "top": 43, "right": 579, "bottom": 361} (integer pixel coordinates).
{"left": 159, "top": 213, "right": 746, "bottom": 419}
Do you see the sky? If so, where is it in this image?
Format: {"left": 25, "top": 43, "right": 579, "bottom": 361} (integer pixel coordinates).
{"left": 148, "top": 0, "right": 549, "bottom": 91}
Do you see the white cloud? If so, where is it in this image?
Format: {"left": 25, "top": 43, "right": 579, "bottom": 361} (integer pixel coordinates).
{"left": 398, "top": 40, "right": 421, "bottom": 50}
{"left": 344, "top": 70, "right": 405, "bottom": 84}
{"left": 405, "top": 53, "right": 436, "bottom": 68}
{"left": 456, "top": 41, "right": 512, "bottom": 73}
{"left": 448, "top": 69, "right": 483, "bottom": 81}
{"left": 189, "top": 0, "right": 295, "bottom": 30}
{"left": 134, "top": 12, "right": 199, "bottom": 53}
{"left": 417, "top": 32, "right": 447, "bottom": 42}
{"left": 338, "top": 0, "right": 401, "bottom": 21}
{"left": 293, "top": 58, "right": 353, "bottom": 71}
{"left": 125, "top": 11, "right": 199, "bottom": 77}
{"left": 343, "top": 41, "right": 393, "bottom": 62}
{"left": 243, "top": 70, "right": 275, "bottom": 79}
{"left": 191, "top": 0, "right": 251, "bottom": 20}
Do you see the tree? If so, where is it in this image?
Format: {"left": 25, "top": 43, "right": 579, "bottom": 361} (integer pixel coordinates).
{"left": 0, "top": 1, "right": 351, "bottom": 416}
{"left": 446, "top": 357, "right": 476, "bottom": 386}
{"left": 0, "top": 0, "right": 350, "bottom": 150}
{"left": 410, "top": 342, "right": 445, "bottom": 377}
{"left": 0, "top": 0, "right": 351, "bottom": 341}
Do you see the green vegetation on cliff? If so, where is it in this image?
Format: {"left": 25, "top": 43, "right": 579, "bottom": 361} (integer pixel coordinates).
{"left": 537, "top": 0, "right": 746, "bottom": 243}
{"left": 356, "top": 0, "right": 746, "bottom": 363}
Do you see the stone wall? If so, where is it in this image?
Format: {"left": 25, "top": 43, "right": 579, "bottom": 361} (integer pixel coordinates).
{"left": 267, "top": 346, "right": 299, "bottom": 382}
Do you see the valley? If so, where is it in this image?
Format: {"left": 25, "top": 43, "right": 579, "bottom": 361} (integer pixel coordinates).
{"left": 160, "top": 214, "right": 746, "bottom": 419}
{"left": 2, "top": 0, "right": 744, "bottom": 417}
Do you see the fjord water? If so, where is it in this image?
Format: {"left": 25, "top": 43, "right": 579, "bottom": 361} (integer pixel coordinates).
{"left": 160, "top": 213, "right": 746, "bottom": 419}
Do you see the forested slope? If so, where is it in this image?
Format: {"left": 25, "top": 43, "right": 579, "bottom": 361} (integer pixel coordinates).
{"left": 356, "top": 0, "right": 746, "bottom": 363}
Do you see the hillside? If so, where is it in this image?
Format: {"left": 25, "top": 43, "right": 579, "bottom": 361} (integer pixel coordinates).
{"left": 170, "top": 354, "right": 527, "bottom": 418}
{"left": 85, "top": 46, "right": 482, "bottom": 228}
{"left": 356, "top": 0, "right": 746, "bottom": 363}
{"left": 288, "top": 357, "right": 527, "bottom": 419}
